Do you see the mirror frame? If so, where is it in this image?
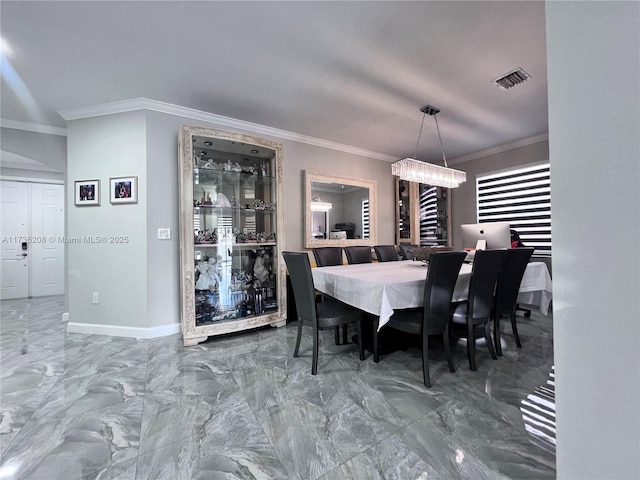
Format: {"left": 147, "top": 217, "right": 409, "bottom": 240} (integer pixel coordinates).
{"left": 304, "top": 170, "right": 377, "bottom": 248}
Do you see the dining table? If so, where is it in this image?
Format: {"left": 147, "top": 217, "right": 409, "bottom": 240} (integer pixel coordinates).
{"left": 311, "top": 259, "right": 552, "bottom": 330}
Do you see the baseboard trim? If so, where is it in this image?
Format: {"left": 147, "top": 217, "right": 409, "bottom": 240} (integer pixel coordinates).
{"left": 66, "top": 321, "right": 181, "bottom": 339}
{"left": 62, "top": 312, "right": 70, "bottom": 323}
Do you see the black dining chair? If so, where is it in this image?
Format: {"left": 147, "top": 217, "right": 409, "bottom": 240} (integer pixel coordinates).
{"left": 374, "top": 251, "right": 467, "bottom": 387}
{"left": 510, "top": 229, "right": 533, "bottom": 318}
{"left": 493, "top": 247, "right": 535, "bottom": 355}
{"left": 344, "top": 246, "right": 373, "bottom": 264}
{"left": 450, "top": 249, "right": 508, "bottom": 371}
{"left": 374, "top": 245, "right": 399, "bottom": 262}
{"left": 312, "top": 247, "right": 348, "bottom": 344}
{"left": 312, "top": 247, "right": 343, "bottom": 268}
{"left": 398, "top": 244, "right": 418, "bottom": 260}
{"left": 282, "top": 251, "right": 364, "bottom": 375}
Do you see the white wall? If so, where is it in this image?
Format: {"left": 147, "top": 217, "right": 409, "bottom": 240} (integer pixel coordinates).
{"left": 546, "top": 2, "right": 640, "bottom": 478}
{"left": 66, "top": 112, "right": 149, "bottom": 333}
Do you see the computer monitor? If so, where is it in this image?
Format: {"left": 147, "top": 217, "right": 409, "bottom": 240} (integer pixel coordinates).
{"left": 460, "top": 222, "right": 511, "bottom": 250}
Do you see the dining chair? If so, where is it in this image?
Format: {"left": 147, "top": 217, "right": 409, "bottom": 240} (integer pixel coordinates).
{"left": 282, "top": 251, "right": 364, "bottom": 375}
{"left": 493, "top": 247, "right": 535, "bottom": 355}
{"left": 375, "top": 251, "right": 467, "bottom": 387}
{"left": 450, "top": 249, "right": 508, "bottom": 371}
{"left": 312, "top": 247, "right": 348, "bottom": 344}
{"left": 374, "top": 245, "right": 399, "bottom": 262}
{"left": 312, "top": 247, "right": 343, "bottom": 267}
{"left": 398, "top": 244, "right": 418, "bottom": 260}
{"left": 344, "top": 246, "right": 373, "bottom": 264}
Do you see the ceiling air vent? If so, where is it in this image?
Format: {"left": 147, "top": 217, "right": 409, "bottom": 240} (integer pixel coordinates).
{"left": 493, "top": 67, "right": 532, "bottom": 90}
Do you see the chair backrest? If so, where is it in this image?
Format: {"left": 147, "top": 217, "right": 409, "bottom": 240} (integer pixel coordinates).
{"left": 398, "top": 244, "right": 417, "bottom": 260}
{"left": 423, "top": 251, "right": 467, "bottom": 333}
{"left": 344, "top": 246, "right": 373, "bottom": 264}
{"left": 282, "top": 252, "right": 318, "bottom": 325}
{"left": 467, "top": 249, "right": 508, "bottom": 320}
{"left": 312, "top": 247, "right": 343, "bottom": 267}
{"left": 374, "top": 245, "right": 398, "bottom": 262}
{"left": 495, "top": 247, "right": 534, "bottom": 315}
{"left": 510, "top": 229, "right": 526, "bottom": 248}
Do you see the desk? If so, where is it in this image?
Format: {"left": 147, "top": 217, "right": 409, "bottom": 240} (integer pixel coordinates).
{"left": 311, "top": 261, "right": 552, "bottom": 330}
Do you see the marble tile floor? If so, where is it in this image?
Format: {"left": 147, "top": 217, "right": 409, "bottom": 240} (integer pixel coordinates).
{"left": 0, "top": 296, "right": 555, "bottom": 480}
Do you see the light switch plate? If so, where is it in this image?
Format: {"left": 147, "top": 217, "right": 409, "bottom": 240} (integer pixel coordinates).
{"left": 158, "top": 228, "right": 171, "bottom": 240}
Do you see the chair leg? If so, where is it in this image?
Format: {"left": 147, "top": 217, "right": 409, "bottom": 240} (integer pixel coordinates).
{"left": 356, "top": 319, "right": 365, "bottom": 361}
{"left": 422, "top": 331, "right": 431, "bottom": 388}
{"left": 293, "top": 318, "right": 303, "bottom": 357}
{"left": 373, "top": 316, "right": 380, "bottom": 363}
{"left": 443, "top": 324, "right": 455, "bottom": 373}
{"left": 342, "top": 324, "right": 349, "bottom": 345}
{"left": 467, "top": 320, "right": 476, "bottom": 371}
{"left": 334, "top": 326, "right": 340, "bottom": 345}
{"left": 312, "top": 326, "right": 319, "bottom": 375}
{"left": 494, "top": 314, "right": 502, "bottom": 356}
{"left": 511, "top": 312, "right": 522, "bottom": 348}
{"left": 485, "top": 322, "right": 497, "bottom": 360}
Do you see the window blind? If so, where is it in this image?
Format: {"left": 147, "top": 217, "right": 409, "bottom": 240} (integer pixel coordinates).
{"left": 419, "top": 185, "right": 438, "bottom": 245}
{"left": 362, "top": 199, "right": 370, "bottom": 238}
{"left": 476, "top": 163, "right": 551, "bottom": 256}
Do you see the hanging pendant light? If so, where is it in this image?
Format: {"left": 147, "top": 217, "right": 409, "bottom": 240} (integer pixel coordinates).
{"left": 310, "top": 195, "right": 333, "bottom": 212}
{"left": 391, "top": 105, "right": 467, "bottom": 188}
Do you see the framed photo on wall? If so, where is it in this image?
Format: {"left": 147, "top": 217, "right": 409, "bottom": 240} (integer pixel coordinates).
{"left": 109, "top": 176, "right": 138, "bottom": 204}
{"left": 74, "top": 179, "right": 100, "bottom": 206}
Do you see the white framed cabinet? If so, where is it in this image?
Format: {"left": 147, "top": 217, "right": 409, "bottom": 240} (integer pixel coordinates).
{"left": 179, "top": 125, "right": 286, "bottom": 346}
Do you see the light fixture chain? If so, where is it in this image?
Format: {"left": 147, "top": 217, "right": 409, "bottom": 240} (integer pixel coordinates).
{"left": 433, "top": 113, "right": 448, "bottom": 167}
{"left": 412, "top": 112, "right": 427, "bottom": 159}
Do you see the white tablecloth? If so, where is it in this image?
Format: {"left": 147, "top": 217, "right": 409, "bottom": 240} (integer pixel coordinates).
{"left": 311, "top": 261, "right": 552, "bottom": 329}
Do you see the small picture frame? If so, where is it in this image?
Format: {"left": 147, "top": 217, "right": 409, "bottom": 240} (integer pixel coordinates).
{"left": 110, "top": 176, "right": 138, "bottom": 204}
{"left": 75, "top": 179, "right": 100, "bottom": 206}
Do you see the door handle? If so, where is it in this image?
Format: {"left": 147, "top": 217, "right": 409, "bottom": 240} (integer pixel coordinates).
{"left": 17, "top": 253, "right": 27, "bottom": 257}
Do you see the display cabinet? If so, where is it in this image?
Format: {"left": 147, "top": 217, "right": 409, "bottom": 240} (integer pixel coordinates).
{"left": 395, "top": 178, "right": 451, "bottom": 247}
{"left": 179, "top": 126, "right": 285, "bottom": 346}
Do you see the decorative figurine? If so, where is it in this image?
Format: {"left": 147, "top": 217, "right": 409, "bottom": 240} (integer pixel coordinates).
{"left": 195, "top": 257, "right": 220, "bottom": 292}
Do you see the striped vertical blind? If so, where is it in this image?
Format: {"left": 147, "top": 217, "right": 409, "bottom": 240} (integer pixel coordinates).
{"left": 362, "top": 199, "right": 370, "bottom": 238}
{"left": 476, "top": 163, "right": 551, "bottom": 256}
{"left": 419, "top": 185, "right": 438, "bottom": 245}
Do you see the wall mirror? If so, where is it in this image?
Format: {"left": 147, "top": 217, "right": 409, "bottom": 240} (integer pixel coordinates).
{"left": 304, "top": 170, "right": 377, "bottom": 248}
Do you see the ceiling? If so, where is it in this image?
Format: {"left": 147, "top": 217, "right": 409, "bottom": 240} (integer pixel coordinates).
{"left": 0, "top": 1, "right": 548, "bottom": 165}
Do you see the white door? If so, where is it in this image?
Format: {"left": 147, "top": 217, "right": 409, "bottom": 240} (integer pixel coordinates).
{"left": 0, "top": 181, "right": 65, "bottom": 299}
{"left": 31, "top": 183, "right": 65, "bottom": 296}
{"left": 1, "top": 181, "right": 29, "bottom": 299}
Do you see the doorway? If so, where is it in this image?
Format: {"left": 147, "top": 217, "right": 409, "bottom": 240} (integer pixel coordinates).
{"left": 1, "top": 180, "right": 65, "bottom": 299}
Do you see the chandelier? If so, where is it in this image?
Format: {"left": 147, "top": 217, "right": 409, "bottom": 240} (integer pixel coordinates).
{"left": 391, "top": 105, "right": 466, "bottom": 188}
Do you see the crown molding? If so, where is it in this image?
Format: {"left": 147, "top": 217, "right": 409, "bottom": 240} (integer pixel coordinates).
{"left": 59, "top": 98, "right": 398, "bottom": 162}
{"left": 0, "top": 119, "right": 67, "bottom": 136}
{"left": 449, "top": 132, "right": 549, "bottom": 165}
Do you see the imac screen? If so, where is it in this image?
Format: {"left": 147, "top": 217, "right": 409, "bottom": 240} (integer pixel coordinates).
{"left": 460, "top": 222, "right": 511, "bottom": 250}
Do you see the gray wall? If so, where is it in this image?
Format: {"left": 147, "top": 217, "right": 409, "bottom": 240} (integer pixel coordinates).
{"left": 65, "top": 109, "right": 395, "bottom": 333}
{"left": 146, "top": 112, "right": 181, "bottom": 328}
{"left": 66, "top": 112, "right": 149, "bottom": 329}
{"left": 449, "top": 140, "right": 549, "bottom": 249}
{"left": 547, "top": 2, "right": 639, "bottom": 478}
{"left": 1, "top": 127, "right": 67, "bottom": 173}
{"left": 0, "top": 167, "right": 64, "bottom": 182}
